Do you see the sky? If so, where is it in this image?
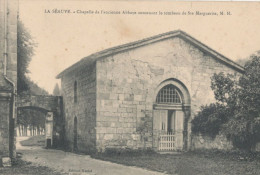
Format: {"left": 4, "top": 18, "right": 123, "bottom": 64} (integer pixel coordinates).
{"left": 19, "top": 0, "right": 260, "bottom": 94}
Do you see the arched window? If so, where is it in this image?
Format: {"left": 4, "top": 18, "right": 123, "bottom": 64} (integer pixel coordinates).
{"left": 74, "top": 81, "right": 77, "bottom": 103}
{"left": 156, "top": 84, "right": 181, "bottom": 104}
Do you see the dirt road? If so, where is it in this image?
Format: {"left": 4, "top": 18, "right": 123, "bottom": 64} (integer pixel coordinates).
{"left": 17, "top": 137, "right": 165, "bottom": 175}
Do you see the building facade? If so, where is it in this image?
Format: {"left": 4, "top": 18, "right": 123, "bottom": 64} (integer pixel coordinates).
{"left": 0, "top": 0, "right": 18, "bottom": 162}
{"left": 57, "top": 30, "right": 244, "bottom": 152}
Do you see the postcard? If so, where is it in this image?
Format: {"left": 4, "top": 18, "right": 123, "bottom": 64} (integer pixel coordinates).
{"left": 1, "top": 0, "right": 260, "bottom": 174}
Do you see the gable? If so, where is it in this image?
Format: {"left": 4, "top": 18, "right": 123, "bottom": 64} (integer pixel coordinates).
{"left": 56, "top": 30, "right": 244, "bottom": 78}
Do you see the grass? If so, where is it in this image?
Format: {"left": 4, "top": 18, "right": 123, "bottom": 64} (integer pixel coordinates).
{"left": 0, "top": 158, "right": 67, "bottom": 175}
{"left": 92, "top": 149, "right": 260, "bottom": 175}
{"left": 20, "top": 135, "right": 45, "bottom": 147}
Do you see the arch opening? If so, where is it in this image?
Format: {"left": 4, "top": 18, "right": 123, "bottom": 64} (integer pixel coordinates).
{"left": 156, "top": 84, "right": 182, "bottom": 104}
{"left": 153, "top": 79, "right": 191, "bottom": 151}
{"left": 17, "top": 107, "right": 47, "bottom": 137}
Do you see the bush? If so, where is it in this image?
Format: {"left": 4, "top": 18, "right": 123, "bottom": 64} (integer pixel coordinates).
{"left": 191, "top": 103, "right": 229, "bottom": 138}
{"left": 222, "top": 113, "right": 260, "bottom": 150}
{"left": 192, "top": 53, "right": 260, "bottom": 151}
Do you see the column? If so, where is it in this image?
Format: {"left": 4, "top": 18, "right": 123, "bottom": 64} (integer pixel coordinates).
{"left": 45, "top": 112, "right": 53, "bottom": 148}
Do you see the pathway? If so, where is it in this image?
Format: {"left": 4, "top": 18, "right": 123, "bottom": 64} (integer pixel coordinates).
{"left": 17, "top": 137, "right": 166, "bottom": 175}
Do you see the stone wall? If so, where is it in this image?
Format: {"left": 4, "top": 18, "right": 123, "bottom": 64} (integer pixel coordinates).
{"left": 191, "top": 134, "right": 233, "bottom": 150}
{"left": 192, "top": 134, "right": 260, "bottom": 152}
{"left": 0, "top": 94, "right": 11, "bottom": 157}
{"left": 95, "top": 36, "right": 240, "bottom": 151}
{"left": 0, "top": 0, "right": 18, "bottom": 162}
{"left": 61, "top": 63, "right": 96, "bottom": 153}
{"left": 17, "top": 95, "right": 62, "bottom": 112}
{"left": 17, "top": 95, "right": 64, "bottom": 148}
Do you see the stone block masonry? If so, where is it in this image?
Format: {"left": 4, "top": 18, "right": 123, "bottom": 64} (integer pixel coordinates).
{"left": 59, "top": 31, "right": 243, "bottom": 152}
{"left": 95, "top": 36, "right": 239, "bottom": 151}
{"left": 0, "top": 0, "right": 18, "bottom": 164}
{"left": 17, "top": 95, "right": 64, "bottom": 148}
{"left": 0, "top": 95, "right": 11, "bottom": 157}
{"left": 192, "top": 134, "right": 233, "bottom": 150}
{"left": 61, "top": 63, "right": 97, "bottom": 153}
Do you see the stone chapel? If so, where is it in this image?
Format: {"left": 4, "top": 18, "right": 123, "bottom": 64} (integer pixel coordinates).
{"left": 57, "top": 30, "right": 244, "bottom": 152}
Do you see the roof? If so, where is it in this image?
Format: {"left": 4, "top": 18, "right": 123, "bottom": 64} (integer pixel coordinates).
{"left": 56, "top": 30, "right": 244, "bottom": 78}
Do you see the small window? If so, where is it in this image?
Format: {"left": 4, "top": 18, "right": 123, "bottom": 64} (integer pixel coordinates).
{"left": 74, "top": 81, "right": 77, "bottom": 103}
{"left": 156, "top": 84, "right": 181, "bottom": 104}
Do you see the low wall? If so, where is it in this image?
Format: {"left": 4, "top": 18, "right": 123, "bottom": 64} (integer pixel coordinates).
{"left": 191, "top": 134, "right": 233, "bottom": 150}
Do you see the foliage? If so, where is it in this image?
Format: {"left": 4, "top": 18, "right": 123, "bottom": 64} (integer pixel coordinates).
{"left": 17, "top": 20, "right": 49, "bottom": 135}
{"left": 239, "top": 54, "right": 260, "bottom": 114}
{"left": 17, "top": 79, "right": 48, "bottom": 136}
{"left": 192, "top": 53, "right": 260, "bottom": 150}
{"left": 236, "top": 50, "right": 260, "bottom": 66}
{"left": 211, "top": 73, "right": 240, "bottom": 108}
{"left": 237, "top": 58, "right": 250, "bottom": 67}
{"left": 191, "top": 103, "right": 229, "bottom": 138}
{"left": 28, "top": 79, "right": 49, "bottom": 95}
{"left": 18, "top": 19, "right": 49, "bottom": 96}
{"left": 17, "top": 19, "right": 36, "bottom": 94}
{"left": 52, "top": 83, "right": 61, "bottom": 96}
{"left": 17, "top": 109, "right": 46, "bottom": 132}
{"left": 221, "top": 114, "right": 260, "bottom": 150}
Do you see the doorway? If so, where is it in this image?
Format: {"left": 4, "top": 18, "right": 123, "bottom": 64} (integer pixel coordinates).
{"left": 167, "top": 110, "right": 175, "bottom": 134}
{"left": 153, "top": 110, "right": 176, "bottom": 134}
{"left": 153, "top": 81, "right": 190, "bottom": 151}
{"left": 153, "top": 109, "right": 177, "bottom": 151}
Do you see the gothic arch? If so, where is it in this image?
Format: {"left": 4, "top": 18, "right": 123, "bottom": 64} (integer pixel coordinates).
{"left": 153, "top": 78, "right": 191, "bottom": 151}
{"left": 154, "top": 78, "right": 191, "bottom": 106}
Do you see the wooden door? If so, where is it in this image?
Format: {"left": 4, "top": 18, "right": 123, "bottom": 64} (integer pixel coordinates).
{"left": 153, "top": 110, "right": 168, "bottom": 148}
{"left": 153, "top": 110, "right": 168, "bottom": 134}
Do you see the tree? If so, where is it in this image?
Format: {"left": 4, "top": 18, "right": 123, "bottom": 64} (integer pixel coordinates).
{"left": 18, "top": 19, "right": 50, "bottom": 96}
{"left": 29, "top": 79, "right": 49, "bottom": 95}
{"left": 191, "top": 103, "right": 229, "bottom": 138}
{"left": 192, "top": 52, "right": 260, "bottom": 151}
{"left": 236, "top": 50, "right": 260, "bottom": 66}
{"left": 53, "top": 83, "right": 61, "bottom": 96}
{"left": 17, "top": 108, "right": 46, "bottom": 136}
{"left": 17, "top": 19, "right": 37, "bottom": 95}
{"left": 17, "top": 20, "right": 49, "bottom": 136}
